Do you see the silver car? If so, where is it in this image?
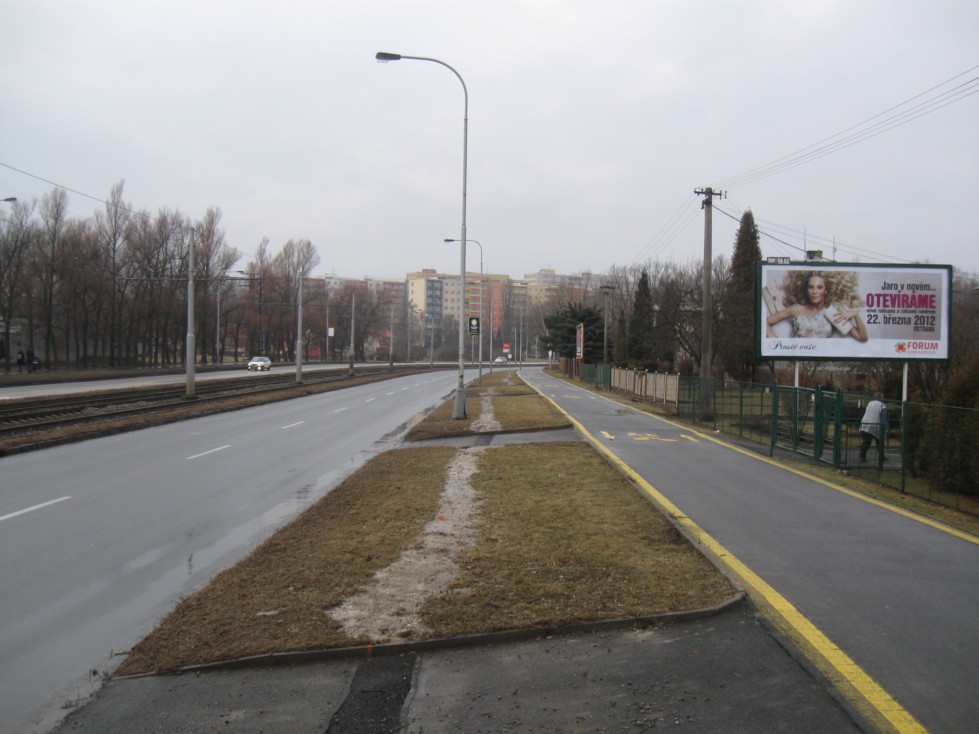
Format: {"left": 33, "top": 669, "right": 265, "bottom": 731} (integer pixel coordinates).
{"left": 247, "top": 356, "right": 272, "bottom": 371}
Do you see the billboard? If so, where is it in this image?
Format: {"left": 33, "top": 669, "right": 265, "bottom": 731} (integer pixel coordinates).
{"left": 757, "top": 263, "right": 952, "bottom": 361}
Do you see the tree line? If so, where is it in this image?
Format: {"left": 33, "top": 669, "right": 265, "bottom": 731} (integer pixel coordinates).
{"left": 4, "top": 185, "right": 978, "bottom": 413}
{"left": 542, "top": 209, "right": 979, "bottom": 409}
{"left": 0, "top": 182, "right": 414, "bottom": 371}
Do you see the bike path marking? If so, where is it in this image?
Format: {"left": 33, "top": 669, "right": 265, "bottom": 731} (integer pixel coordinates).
{"left": 529, "top": 378, "right": 929, "bottom": 734}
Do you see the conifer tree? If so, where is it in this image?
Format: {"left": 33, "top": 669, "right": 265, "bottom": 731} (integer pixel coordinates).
{"left": 628, "top": 269, "right": 655, "bottom": 366}
{"left": 718, "top": 210, "right": 762, "bottom": 381}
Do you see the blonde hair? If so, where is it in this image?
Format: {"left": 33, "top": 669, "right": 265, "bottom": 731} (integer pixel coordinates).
{"left": 781, "top": 270, "right": 860, "bottom": 308}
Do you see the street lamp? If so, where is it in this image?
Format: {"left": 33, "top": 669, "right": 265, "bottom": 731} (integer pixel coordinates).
{"left": 445, "top": 238, "right": 483, "bottom": 378}
{"left": 185, "top": 227, "right": 197, "bottom": 399}
{"left": 296, "top": 268, "right": 306, "bottom": 384}
{"left": 376, "top": 50, "right": 469, "bottom": 419}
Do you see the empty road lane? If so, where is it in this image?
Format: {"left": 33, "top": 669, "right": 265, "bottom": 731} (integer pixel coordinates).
{"left": 0, "top": 369, "right": 470, "bottom": 733}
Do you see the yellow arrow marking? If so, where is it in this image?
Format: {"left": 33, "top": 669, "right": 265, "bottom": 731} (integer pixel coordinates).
{"left": 600, "top": 431, "right": 616, "bottom": 440}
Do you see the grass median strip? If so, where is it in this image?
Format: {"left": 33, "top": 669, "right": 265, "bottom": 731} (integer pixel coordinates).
{"left": 117, "top": 440, "right": 734, "bottom": 675}
{"left": 405, "top": 370, "right": 570, "bottom": 441}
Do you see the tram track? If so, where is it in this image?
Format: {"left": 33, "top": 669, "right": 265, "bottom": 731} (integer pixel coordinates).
{"left": 0, "top": 365, "right": 443, "bottom": 452}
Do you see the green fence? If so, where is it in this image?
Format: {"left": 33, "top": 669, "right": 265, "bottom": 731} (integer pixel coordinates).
{"left": 561, "top": 363, "right": 979, "bottom": 517}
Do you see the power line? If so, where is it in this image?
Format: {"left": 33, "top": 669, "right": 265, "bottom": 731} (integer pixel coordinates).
{"left": 631, "top": 194, "right": 701, "bottom": 265}
{"left": 0, "top": 160, "right": 255, "bottom": 262}
{"left": 712, "top": 64, "right": 979, "bottom": 190}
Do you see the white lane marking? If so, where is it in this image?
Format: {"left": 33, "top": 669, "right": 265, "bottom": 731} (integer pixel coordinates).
{"left": 365, "top": 398, "right": 375, "bottom": 403}
{"left": 187, "top": 445, "right": 231, "bottom": 460}
{"left": 282, "top": 421, "right": 305, "bottom": 429}
{"left": 386, "top": 392, "right": 396, "bottom": 396}
{"left": 333, "top": 407, "right": 348, "bottom": 414}
{"left": 1, "top": 496, "right": 71, "bottom": 523}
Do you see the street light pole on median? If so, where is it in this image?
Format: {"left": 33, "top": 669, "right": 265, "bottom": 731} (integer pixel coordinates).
{"left": 445, "top": 238, "right": 483, "bottom": 379}
{"left": 376, "top": 51, "right": 469, "bottom": 418}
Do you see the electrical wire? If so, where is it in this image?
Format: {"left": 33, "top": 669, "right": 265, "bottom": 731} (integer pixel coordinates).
{"left": 631, "top": 194, "right": 701, "bottom": 265}
{"left": 712, "top": 64, "right": 979, "bottom": 190}
{"left": 0, "top": 160, "right": 255, "bottom": 262}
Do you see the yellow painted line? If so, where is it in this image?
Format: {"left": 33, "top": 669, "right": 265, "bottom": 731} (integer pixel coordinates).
{"left": 530, "top": 382, "right": 929, "bottom": 734}
{"left": 587, "top": 387, "right": 979, "bottom": 548}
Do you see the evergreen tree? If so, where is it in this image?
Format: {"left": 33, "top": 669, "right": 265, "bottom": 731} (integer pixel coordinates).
{"left": 718, "top": 210, "right": 762, "bottom": 381}
{"left": 542, "top": 301, "right": 604, "bottom": 363}
{"left": 628, "top": 269, "right": 655, "bottom": 366}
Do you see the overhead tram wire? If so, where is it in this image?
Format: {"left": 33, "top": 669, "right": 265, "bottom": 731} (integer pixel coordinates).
{"left": 711, "top": 64, "right": 979, "bottom": 191}
{"left": 0, "top": 160, "right": 256, "bottom": 265}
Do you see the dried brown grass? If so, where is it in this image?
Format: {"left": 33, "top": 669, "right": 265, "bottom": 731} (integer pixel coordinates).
{"left": 421, "top": 443, "right": 734, "bottom": 635}
{"left": 117, "top": 446, "right": 458, "bottom": 674}
{"left": 116, "top": 439, "right": 733, "bottom": 675}
{"left": 405, "top": 370, "right": 569, "bottom": 441}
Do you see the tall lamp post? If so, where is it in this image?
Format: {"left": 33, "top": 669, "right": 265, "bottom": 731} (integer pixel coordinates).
{"left": 444, "top": 238, "right": 483, "bottom": 378}
{"left": 295, "top": 268, "right": 306, "bottom": 384}
{"left": 377, "top": 50, "right": 469, "bottom": 419}
{"left": 185, "top": 227, "right": 196, "bottom": 399}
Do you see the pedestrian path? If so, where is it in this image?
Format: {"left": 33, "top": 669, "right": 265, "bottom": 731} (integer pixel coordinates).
{"left": 523, "top": 369, "right": 979, "bottom": 734}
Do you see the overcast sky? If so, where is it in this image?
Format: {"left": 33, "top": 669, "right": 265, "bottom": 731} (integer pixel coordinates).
{"left": 2, "top": 1, "right": 977, "bottom": 283}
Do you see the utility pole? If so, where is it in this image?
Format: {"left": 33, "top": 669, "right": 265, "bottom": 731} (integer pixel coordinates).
{"left": 600, "top": 283, "right": 613, "bottom": 365}
{"left": 694, "top": 187, "right": 725, "bottom": 382}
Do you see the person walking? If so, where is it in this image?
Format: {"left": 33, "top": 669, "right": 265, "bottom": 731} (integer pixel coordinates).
{"left": 859, "top": 392, "right": 888, "bottom": 466}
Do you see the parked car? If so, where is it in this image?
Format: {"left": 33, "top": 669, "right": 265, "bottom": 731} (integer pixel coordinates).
{"left": 247, "top": 356, "right": 272, "bottom": 371}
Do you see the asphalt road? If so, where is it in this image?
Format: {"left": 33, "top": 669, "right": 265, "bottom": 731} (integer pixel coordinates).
{"left": 522, "top": 369, "right": 979, "bottom": 734}
{"left": 0, "top": 362, "right": 423, "bottom": 400}
{"left": 0, "top": 368, "right": 471, "bottom": 734}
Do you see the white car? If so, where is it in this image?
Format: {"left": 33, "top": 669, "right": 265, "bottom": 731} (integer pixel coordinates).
{"left": 247, "top": 356, "right": 272, "bottom": 371}
{"left": 494, "top": 356, "right": 508, "bottom": 364}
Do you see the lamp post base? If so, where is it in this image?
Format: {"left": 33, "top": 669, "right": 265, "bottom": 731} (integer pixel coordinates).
{"left": 452, "top": 386, "right": 468, "bottom": 419}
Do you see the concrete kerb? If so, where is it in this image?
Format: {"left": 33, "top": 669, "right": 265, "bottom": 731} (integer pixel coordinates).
{"left": 166, "top": 593, "right": 746, "bottom": 677}
{"left": 404, "top": 423, "right": 573, "bottom": 443}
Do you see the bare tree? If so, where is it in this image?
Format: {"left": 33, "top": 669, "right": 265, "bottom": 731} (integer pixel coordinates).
{"left": 95, "top": 180, "right": 131, "bottom": 365}
{"left": 35, "top": 187, "right": 70, "bottom": 364}
{"left": 0, "top": 198, "right": 36, "bottom": 371}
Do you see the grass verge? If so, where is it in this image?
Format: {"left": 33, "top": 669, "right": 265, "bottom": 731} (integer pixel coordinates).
{"left": 421, "top": 443, "right": 733, "bottom": 634}
{"left": 117, "top": 435, "right": 733, "bottom": 674}
{"left": 117, "top": 446, "right": 459, "bottom": 674}
{"left": 404, "top": 369, "right": 570, "bottom": 440}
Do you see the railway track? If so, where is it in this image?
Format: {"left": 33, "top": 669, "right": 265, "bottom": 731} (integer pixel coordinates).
{"left": 0, "top": 365, "right": 436, "bottom": 442}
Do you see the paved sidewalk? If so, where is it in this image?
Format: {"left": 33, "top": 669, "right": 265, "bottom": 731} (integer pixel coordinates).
{"left": 54, "top": 601, "right": 866, "bottom": 733}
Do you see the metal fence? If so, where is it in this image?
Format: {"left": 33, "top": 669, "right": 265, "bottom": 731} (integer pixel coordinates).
{"left": 557, "top": 360, "right": 979, "bottom": 516}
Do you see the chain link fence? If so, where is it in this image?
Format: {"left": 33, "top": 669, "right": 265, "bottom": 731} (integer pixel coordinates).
{"left": 557, "top": 359, "right": 978, "bottom": 517}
